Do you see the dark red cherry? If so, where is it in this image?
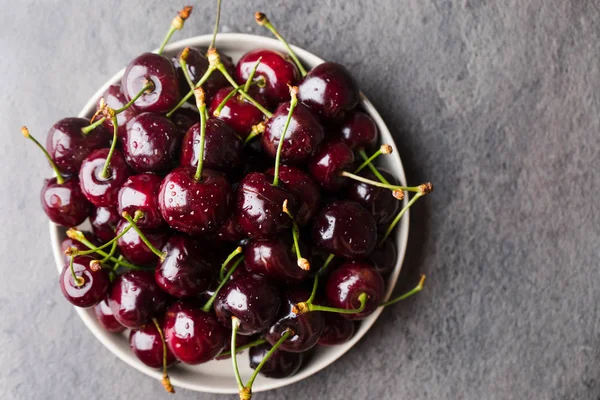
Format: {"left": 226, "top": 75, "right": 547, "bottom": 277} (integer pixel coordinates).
{"left": 235, "top": 49, "right": 300, "bottom": 105}
{"left": 78, "top": 148, "right": 132, "bottom": 207}
{"left": 325, "top": 262, "right": 385, "bottom": 320}
{"left": 243, "top": 136, "right": 272, "bottom": 174}
{"left": 336, "top": 111, "right": 378, "bottom": 151}
{"left": 311, "top": 200, "right": 377, "bottom": 259}
{"left": 266, "top": 288, "right": 325, "bottom": 353}
{"left": 265, "top": 165, "right": 320, "bottom": 226}
{"left": 122, "top": 52, "right": 180, "bottom": 113}
{"left": 179, "top": 119, "right": 243, "bottom": 175}
{"left": 244, "top": 236, "right": 310, "bottom": 283}
{"left": 123, "top": 113, "right": 180, "bottom": 173}
{"left": 59, "top": 255, "right": 110, "bottom": 308}
{"left": 209, "top": 86, "right": 268, "bottom": 138}
{"left": 98, "top": 84, "right": 139, "bottom": 142}
{"left": 308, "top": 139, "right": 355, "bottom": 191}
{"left": 346, "top": 169, "right": 400, "bottom": 227}
{"left": 155, "top": 235, "right": 215, "bottom": 298}
{"left": 262, "top": 102, "right": 324, "bottom": 163}
{"left": 368, "top": 238, "right": 397, "bottom": 276}
{"left": 41, "top": 177, "right": 90, "bottom": 227}
{"left": 298, "top": 62, "right": 359, "bottom": 120}
{"left": 214, "top": 273, "right": 281, "bottom": 335}
{"left": 90, "top": 206, "right": 120, "bottom": 243}
{"left": 108, "top": 270, "right": 168, "bottom": 328}
{"left": 317, "top": 314, "right": 356, "bottom": 346}
{"left": 130, "top": 320, "right": 177, "bottom": 368}
{"left": 118, "top": 173, "right": 164, "bottom": 229}
{"left": 158, "top": 167, "right": 232, "bottom": 235}
{"left": 115, "top": 220, "right": 170, "bottom": 266}
{"left": 249, "top": 343, "right": 303, "bottom": 379}
{"left": 94, "top": 298, "right": 125, "bottom": 333}
{"left": 171, "top": 105, "right": 199, "bottom": 134}
{"left": 61, "top": 233, "right": 96, "bottom": 264}
{"left": 214, "top": 214, "right": 245, "bottom": 243}
{"left": 164, "top": 301, "right": 226, "bottom": 364}
{"left": 235, "top": 172, "right": 298, "bottom": 239}
{"left": 46, "top": 117, "right": 111, "bottom": 175}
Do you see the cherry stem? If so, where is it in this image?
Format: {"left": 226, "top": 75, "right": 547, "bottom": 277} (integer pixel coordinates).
{"left": 219, "top": 246, "right": 244, "bottom": 281}
{"left": 21, "top": 126, "right": 65, "bottom": 185}
{"left": 82, "top": 81, "right": 155, "bottom": 134}
{"left": 157, "top": 6, "right": 193, "bottom": 55}
{"left": 306, "top": 253, "right": 335, "bottom": 305}
{"left": 214, "top": 80, "right": 264, "bottom": 117}
{"left": 272, "top": 86, "right": 298, "bottom": 187}
{"left": 209, "top": 0, "right": 222, "bottom": 49}
{"left": 353, "top": 145, "right": 392, "bottom": 174}
{"left": 243, "top": 56, "right": 262, "bottom": 93}
{"left": 243, "top": 122, "right": 265, "bottom": 145}
{"left": 255, "top": 12, "right": 307, "bottom": 77}
{"left": 296, "top": 292, "right": 368, "bottom": 315}
{"left": 380, "top": 275, "right": 426, "bottom": 307}
{"left": 122, "top": 212, "right": 167, "bottom": 261}
{"left": 282, "top": 200, "right": 309, "bottom": 271}
{"left": 202, "top": 257, "right": 243, "bottom": 313}
{"left": 378, "top": 191, "right": 423, "bottom": 247}
{"left": 99, "top": 241, "right": 118, "bottom": 264}
{"left": 217, "top": 337, "right": 267, "bottom": 358}
{"left": 244, "top": 330, "right": 293, "bottom": 393}
{"left": 112, "top": 255, "right": 125, "bottom": 272}
{"left": 231, "top": 317, "right": 244, "bottom": 391}
{"left": 340, "top": 170, "right": 429, "bottom": 195}
{"left": 166, "top": 65, "right": 216, "bottom": 118}
{"left": 178, "top": 47, "right": 195, "bottom": 90}
{"left": 69, "top": 256, "right": 85, "bottom": 287}
{"left": 193, "top": 88, "right": 207, "bottom": 181}
{"left": 358, "top": 149, "right": 390, "bottom": 185}
{"left": 152, "top": 318, "right": 175, "bottom": 393}
{"left": 68, "top": 231, "right": 146, "bottom": 270}
{"left": 100, "top": 114, "right": 119, "bottom": 179}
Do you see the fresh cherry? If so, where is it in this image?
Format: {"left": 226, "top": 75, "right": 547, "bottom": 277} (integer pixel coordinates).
{"left": 60, "top": 255, "right": 110, "bottom": 308}
{"left": 130, "top": 320, "right": 177, "bottom": 368}
{"left": 115, "top": 220, "right": 169, "bottom": 266}
{"left": 90, "top": 206, "right": 120, "bottom": 243}
{"left": 60, "top": 233, "right": 96, "bottom": 264}
{"left": 311, "top": 200, "right": 377, "bottom": 259}
{"left": 308, "top": 139, "right": 355, "bottom": 191}
{"left": 108, "top": 270, "right": 168, "bottom": 329}
{"left": 164, "top": 301, "right": 227, "bottom": 364}
{"left": 118, "top": 173, "right": 164, "bottom": 229}
{"left": 317, "top": 314, "right": 356, "bottom": 346}
{"left": 249, "top": 343, "right": 304, "bottom": 379}
{"left": 244, "top": 235, "right": 310, "bottom": 283}
{"left": 336, "top": 111, "right": 378, "bottom": 151}
{"left": 94, "top": 298, "right": 125, "bottom": 333}
{"left": 98, "top": 84, "right": 139, "bottom": 142}
{"left": 214, "top": 214, "right": 245, "bottom": 243}
{"left": 368, "top": 238, "right": 397, "bottom": 276}
{"left": 41, "top": 177, "right": 90, "bottom": 227}
{"left": 121, "top": 53, "right": 180, "bottom": 113}
{"left": 209, "top": 86, "right": 268, "bottom": 137}
{"left": 78, "top": 148, "right": 132, "bottom": 207}
{"left": 346, "top": 169, "right": 400, "bottom": 228}
{"left": 171, "top": 105, "right": 199, "bottom": 134}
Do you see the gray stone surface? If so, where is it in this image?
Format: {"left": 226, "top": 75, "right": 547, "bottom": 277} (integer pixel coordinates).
{"left": 1, "top": 0, "right": 599, "bottom": 399}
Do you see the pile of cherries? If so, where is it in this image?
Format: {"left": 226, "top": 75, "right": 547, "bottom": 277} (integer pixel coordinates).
{"left": 25, "top": 5, "right": 432, "bottom": 399}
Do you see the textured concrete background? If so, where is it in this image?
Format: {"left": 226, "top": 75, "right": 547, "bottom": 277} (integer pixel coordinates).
{"left": 1, "top": 0, "right": 599, "bottom": 399}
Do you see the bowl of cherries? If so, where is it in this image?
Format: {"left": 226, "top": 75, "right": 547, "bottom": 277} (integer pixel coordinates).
{"left": 24, "top": 4, "right": 433, "bottom": 399}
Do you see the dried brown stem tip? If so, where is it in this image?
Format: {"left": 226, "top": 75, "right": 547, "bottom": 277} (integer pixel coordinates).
{"left": 418, "top": 182, "right": 434, "bottom": 195}
{"left": 180, "top": 47, "right": 191, "bottom": 62}
{"left": 288, "top": 85, "right": 299, "bottom": 98}
{"left": 392, "top": 190, "right": 405, "bottom": 200}
{"left": 254, "top": 12, "right": 268, "bottom": 25}
{"left": 172, "top": 6, "right": 193, "bottom": 30}
{"left": 21, "top": 126, "right": 30, "bottom": 138}
{"left": 282, "top": 199, "right": 290, "bottom": 214}
{"left": 239, "top": 387, "right": 252, "bottom": 400}
{"left": 193, "top": 87, "right": 206, "bottom": 107}
{"left": 64, "top": 247, "right": 77, "bottom": 256}
{"left": 207, "top": 48, "right": 220, "bottom": 67}
{"left": 90, "top": 260, "right": 102, "bottom": 272}
{"left": 162, "top": 376, "right": 175, "bottom": 394}
{"left": 66, "top": 228, "right": 82, "bottom": 240}
{"left": 292, "top": 302, "right": 309, "bottom": 315}
{"left": 380, "top": 144, "right": 393, "bottom": 155}
{"left": 297, "top": 258, "right": 310, "bottom": 271}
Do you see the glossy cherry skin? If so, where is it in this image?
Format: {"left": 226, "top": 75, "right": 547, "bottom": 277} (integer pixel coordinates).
{"left": 265, "top": 165, "right": 320, "bottom": 226}
{"left": 346, "top": 169, "right": 399, "bottom": 227}
{"left": 171, "top": 105, "right": 199, "bottom": 134}
{"left": 336, "top": 111, "right": 378, "bottom": 150}
{"left": 266, "top": 288, "right": 325, "bottom": 353}
{"left": 41, "top": 177, "right": 90, "bottom": 227}
{"left": 46, "top": 117, "right": 111, "bottom": 175}
{"left": 90, "top": 206, "right": 120, "bottom": 243}
{"left": 368, "top": 239, "right": 397, "bottom": 276}
{"left": 243, "top": 136, "right": 273, "bottom": 174}
{"left": 262, "top": 102, "right": 324, "bottom": 163}
{"left": 155, "top": 235, "right": 215, "bottom": 298}
{"left": 158, "top": 167, "right": 232, "bottom": 235}
{"left": 308, "top": 139, "right": 355, "bottom": 191}
{"left": 123, "top": 113, "right": 180, "bottom": 173}
{"left": 214, "top": 273, "right": 281, "bottom": 335}
{"left": 209, "top": 86, "right": 268, "bottom": 138}
{"left": 122, "top": 52, "right": 180, "bottom": 113}
{"left": 244, "top": 236, "right": 310, "bottom": 283}
{"left": 236, "top": 49, "right": 300, "bottom": 105}
{"left": 117, "top": 173, "right": 163, "bottom": 229}
{"left": 249, "top": 343, "right": 304, "bottom": 379}
{"left": 59, "top": 255, "right": 110, "bottom": 308}
{"left": 317, "top": 314, "right": 356, "bottom": 346}
{"left": 98, "top": 84, "right": 139, "bottom": 142}
{"left": 94, "top": 298, "right": 126, "bottom": 333}
{"left": 215, "top": 333, "right": 256, "bottom": 360}
{"left": 115, "top": 220, "right": 170, "bottom": 266}
{"left": 235, "top": 172, "right": 298, "bottom": 239}
{"left": 311, "top": 200, "right": 377, "bottom": 259}
{"left": 78, "top": 148, "right": 132, "bottom": 207}
{"left": 325, "top": 262, "right": 385, "bottom": 320}
{"left": 108, "top": 270, "right": 168, "bottom": 329}
{"left": 60, "top": 233, "right": 96, "bottom": 264}
{"left": 179, "top": 119, "right": 243, "bottom": 175}
{"left": 164, "top": 301, "right": 227, "bottom": 364}
{"left": 130, "top": 320, "right": 177, "bottom": 368}
{"left": 298, "top": 62, "right": 359, "bottom": 120}
{"left": 214, "top": 214, "right": 245, "bottom": 243}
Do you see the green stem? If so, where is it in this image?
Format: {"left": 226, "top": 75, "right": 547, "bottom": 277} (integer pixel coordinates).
{"left": 152, "top": 318, "right": 174, "bottom": 393}
{"left": 245, "top": 330, "right": 292, "bottom": 390}
{"left": 69, "top": 256, "right": 85, "bottom": 287}
{"left": 21, "top": 127, "right": 65, "bottom": 184}
{"left": 255, "top": 13, "right": 307, "bottom": 77}
{"left": 193, "top": 97, "right": 207, "bottom": 181}
{"left": 243, "top": 57, "right": 262, "bottom": 93}
{"left": 379, "top": 192, "right": 423, "bottom": 247}
{"left": 272, "top": 87, "right": 298, "bottom": 186}
{"left": 341, "top": 170, "right": 428, "bottom": 193}
{"left": 379, "top": 275, "right": 426, "bottom": 307}
{"left": 213, "top": 86, "right": 243, "bottom": 116}
{"left": 306, "top": 253, "right": 335, "bottom": 305}
{"left": 216, "top": 63, "right": 273, "bottom": 118}
{"left": 158, "top": 26, "right": 177, "bottom": 55}
{"left": 69, "top": 233, "right": 145, "bottom": 270}
{"left": 243, "top": 123, "right": 265, "bottom": 145}
{"left": 231, "top": 317, "right": 244, "bottom": 390}
{"left": 304, "top": 292, "right": 368, "bottom": 315}
{"left": 69, "top": 212, "right": 142, "bottom": 257}
{"left": 359, "top": 149, "right": 390, "bottom": 185}
{"left": 354, "top": 145, "right": 392, "bottom": 174}
{"left": 209, "top": 0, "right": 222, "bottom": 49}
{"left": 179, "top": 48, "right": 195, "bottom": 90}
{"left": 282, "top": 201, "right": 308, "bottom": 270}
{"left": 100, "top": 115, "right": 119, "bottom": 179}
{"left": 166, "top": 66, "right": 216, "bottom": 118}
{"left": 217, "top": 338, "right": 267, "bottom": 359}
{"left": 157, "top": 6, "right": 193, "bottom": 55}
{"left": 122, "top": 212, "right": 166, "bottom": 261}
{"left": 99, "top": 241, "right": 118, "bottom": 264}
{"left": 202, "top": 257, "right": 243, "bottom": 313}
{"left": 219, "top": 246, "right": 244, "bottom": 281}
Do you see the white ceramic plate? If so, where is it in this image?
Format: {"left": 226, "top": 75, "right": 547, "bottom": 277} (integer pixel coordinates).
{"left": 49, "top": 33, "right": 410, "bottom": 394}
